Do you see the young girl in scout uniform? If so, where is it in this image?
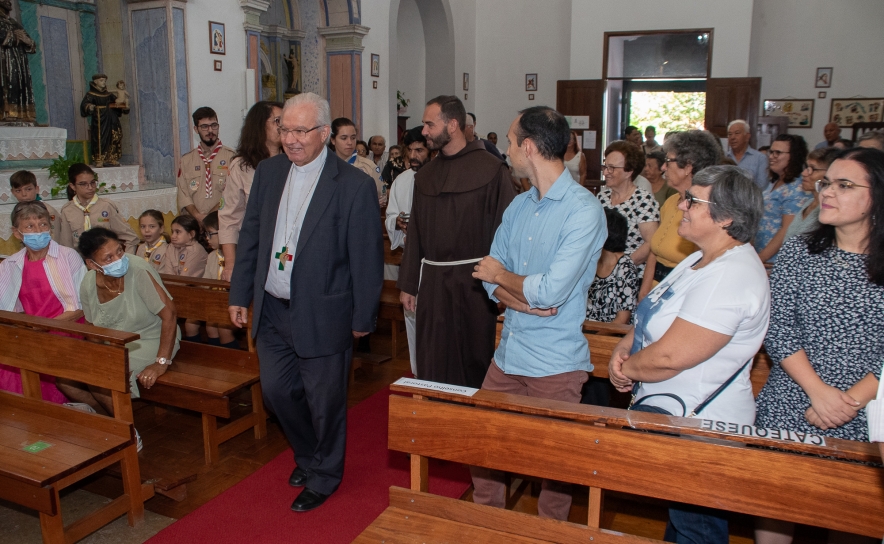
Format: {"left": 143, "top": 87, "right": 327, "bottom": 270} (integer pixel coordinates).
{"left": 202, "top": 212, "right": 238, "bottom": 349}
{"left": 58, "top": 163, "right": 140, "bottom": 253}
{"left": 135, "top": 210, "right": 169, "bottom": 271}
{"left": 158, "top": 214, "right": 208, "bottom": 342}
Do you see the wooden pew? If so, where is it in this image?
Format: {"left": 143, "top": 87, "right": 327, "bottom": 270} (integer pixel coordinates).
{"left": 141, "top": 275, "right": 266, "bottom": 465}
{"left": 0, "top": 311, "right": 154, "bottom": 544}
{"left": 495, "top": 316, "right": 773, "bottom": 396}
{"left": 357, "top": 383, "right": 884, "bottom": 541}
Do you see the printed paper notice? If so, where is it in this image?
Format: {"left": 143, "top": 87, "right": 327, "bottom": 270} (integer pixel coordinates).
{"left": 393, "top": 377, "right": 479, "bottom": 397}
{"left": 583, "top": 130, "right": 597, "bottom": 149}
{"left": 700, "top": 420, "right": 826, "bottom": 447}
{"left": 22, "top": 441, "right": 53, "bottom": 453}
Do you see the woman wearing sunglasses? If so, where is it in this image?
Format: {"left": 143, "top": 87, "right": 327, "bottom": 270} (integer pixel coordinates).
{"left": 609, "top": 166, "right": 768, "bottom": 543}
{"left": 754, "top": 147, "right": 884, "bottom": 544}
{"left": 639, "top": 130, "right": 721, "bottom": 300}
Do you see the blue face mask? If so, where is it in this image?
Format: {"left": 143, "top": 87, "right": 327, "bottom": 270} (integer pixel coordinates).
{"left": 21, "top": 231, "right": 51, "bottom": 251}
{"left": 100, "top": 255, "right": 129, "bottom": 278}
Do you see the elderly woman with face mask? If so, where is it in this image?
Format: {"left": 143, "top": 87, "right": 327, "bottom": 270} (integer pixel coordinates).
{"left": 0, "top": 201, "right": 86, "bottom": 402}
{"left": 57, "top": 227, "right": 180, "bottom": 422}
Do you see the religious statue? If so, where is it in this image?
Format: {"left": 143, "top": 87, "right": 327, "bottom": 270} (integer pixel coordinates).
{"left": 0, "top": 0, "right": 36, "bottom": 124}
{"left": 80, "top": 74, "right": 129, "bottom": 167}
{"left": 112, "top": 80, "right": 130, "bottom": 109}
{"left": 283, "top": 46, "right": 301, "bottom": 94}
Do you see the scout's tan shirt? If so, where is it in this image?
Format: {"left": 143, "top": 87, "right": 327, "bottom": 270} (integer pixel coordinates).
{"left": 157, "top": 242, "right": 207, "bottom": 277}
{"left": 34, "top": 200, "right": 61, "bottom": 241}
{"left": 176, "top": 145, "right": 236, "bottom": 216}
{"left": 218, "top": 157, "right": 254, "bottom": 245}
{"left": 135, "top": 239, "right": 170, "bottom": 271}
{"left": 202, "top": 249, "right": 224, "bottom": 280}
{"left": 57, "top": 197, "right": 140, "bottom": 253}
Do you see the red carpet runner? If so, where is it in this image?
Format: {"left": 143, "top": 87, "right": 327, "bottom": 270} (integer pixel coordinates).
{"left": 146, "top": 385, "right": 472, "bottom": 543}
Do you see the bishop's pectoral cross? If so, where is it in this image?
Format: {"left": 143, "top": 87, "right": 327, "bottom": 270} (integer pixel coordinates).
{"left": 275, "top": 246, "right": 293, "bottom": 270}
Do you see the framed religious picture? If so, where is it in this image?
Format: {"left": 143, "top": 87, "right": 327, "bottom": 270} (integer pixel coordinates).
{"left": 815, "top": 67, "right": 833, "bottom": 88}
{"left": 214, "top": 60, "right": 222, "bottom": 72}
{"left": 762, "top": 99, "right": 814, "bottom": 128}
{"left": 830, "top": 98, "right": 884, "bottom": 128}
{"left": 371, "top": 54, "right": 380, "bottom": 77}
{"left": 526, "top": 73, "right": 538, "bottom": 92}
{"left": 209, "top": 22, "right": 225, "bottom": 55}
{"left": 463, "top": 73, "right": 469, "bottom": 91}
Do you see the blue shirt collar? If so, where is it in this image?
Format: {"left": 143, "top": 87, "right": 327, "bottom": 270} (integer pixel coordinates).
{"left": 529, "top": 167, "right": 572, "bottom": 203}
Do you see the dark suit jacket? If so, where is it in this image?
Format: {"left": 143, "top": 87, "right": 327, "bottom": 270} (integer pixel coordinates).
{"left": 229, "top": 150, "right": 384, "bottom": 358}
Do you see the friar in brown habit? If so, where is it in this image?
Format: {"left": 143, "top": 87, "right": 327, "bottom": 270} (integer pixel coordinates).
{"left": 398, "top": 95, "right": 516, "bottom": 388}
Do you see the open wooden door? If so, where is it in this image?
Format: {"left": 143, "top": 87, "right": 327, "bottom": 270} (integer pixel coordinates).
{"left": 705, "top": 77, "right": 761, "bottom": 147}
{"left": 557, "top": 80, "right": 605, "bottom": 181}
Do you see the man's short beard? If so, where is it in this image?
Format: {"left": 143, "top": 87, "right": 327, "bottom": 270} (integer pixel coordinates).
{"left": 201, "top": 136, "right": 217, "bottom": 147}
{"left": 410, "top": 158, "right": 428, "bottom": 171}
{"left": 426, "top": 129, "right": 451, "bottom": 151}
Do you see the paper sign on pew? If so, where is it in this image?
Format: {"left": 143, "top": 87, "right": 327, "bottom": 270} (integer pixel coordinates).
{"left": 393, "top": 377, "right": 479, "bottom": 397}
{"left": 700, "top": 419, "right": 826, "bottom": 447}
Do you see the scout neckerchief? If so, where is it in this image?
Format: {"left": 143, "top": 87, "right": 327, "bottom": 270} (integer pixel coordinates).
{"left": 72, "top": 195, "right": 99, "bottom": 231}
{"left": 142, "top": 238, "right": 166, "bottom": 261}
{"left": 197, "top": 140, "right": 224, "bottom": 199}
{"left": 275, "top": 164, "right": 322, "bottom": 270}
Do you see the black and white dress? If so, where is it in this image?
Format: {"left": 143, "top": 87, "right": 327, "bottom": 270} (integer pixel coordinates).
{"left": 597, "top": 186, "right": 660, "bottom": 280}
{"left": 755, "top": 237, "right": 884, "bottom": 441}
{"left": 586, "top": 255, "right": 637, "bottom": 322}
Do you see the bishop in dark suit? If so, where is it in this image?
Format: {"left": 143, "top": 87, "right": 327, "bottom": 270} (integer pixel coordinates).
{"left": 228, "top": 93, "right": 383, "bottom": 512}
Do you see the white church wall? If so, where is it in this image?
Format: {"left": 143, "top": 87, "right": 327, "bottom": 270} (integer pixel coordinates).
{"left": 569, "top": 0, "right": 754, "bottom": 80}
{"left": 749, "top": 0, "right": 884, "bottom": 147}
{"left": 183, "top": 0, "right": 248, "bottom": 149}
{"left": 395, "top": 0, "right": 425, "bottom": 130}
{"left": 359, "top": 0, "right": 392, "bottom": 140}
{"left": 475, "top": 0, "right": 571, "bottom": 151}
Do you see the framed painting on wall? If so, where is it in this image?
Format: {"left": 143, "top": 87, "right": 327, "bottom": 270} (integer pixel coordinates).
{"left": 209, "top": 22, "right": 225, "bottom": 55}
{"left": 762, "top": 99, "right": 814, "bottom": 128}
{"left": 526, "top": 73, "right": 537, "bottom": 92}
{"left": 815, "top": 67, "right": 832, "bottom": 88}
{"left": 371, "top": 54, "right": 380, "bottom": 77}
{"left": 829, "top": 98, "right": 884, "bottom": 128}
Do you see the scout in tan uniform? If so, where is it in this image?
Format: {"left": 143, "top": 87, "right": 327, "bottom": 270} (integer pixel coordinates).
{"left": 9, "top": 170, "right": 61, "bottom": 239}
{"left": 159, "top": 215, "right": 207, "bottom": 342}
{"left": 202, "top": 211, "right": 238, "bottom": 348}
{"left": 176, "top": 106, "right": 235, "bottom": 224}
{"left": 58, "top": 164, "right": 140, "bottom": 253}
{"left": 218, "top": 100, "right": 283, "bottom": 281}
{"left": 135, "top": 209, "right": 169, "bottom": 271}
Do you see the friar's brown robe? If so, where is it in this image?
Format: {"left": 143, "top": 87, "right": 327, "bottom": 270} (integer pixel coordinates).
{"left": 397, "top": 139, "right": 516, "bottom": 388}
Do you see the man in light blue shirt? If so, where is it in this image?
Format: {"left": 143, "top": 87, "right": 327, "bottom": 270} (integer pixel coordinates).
{"left": 469, "top": 106, "right": 607, "bottom": 521}
{"left": 726, "top": 119, "right": 769, "bottom": 190}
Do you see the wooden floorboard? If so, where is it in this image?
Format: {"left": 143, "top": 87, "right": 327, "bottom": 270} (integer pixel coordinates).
{"left": 78, "top": 323, "right": 834, "bottom": 541}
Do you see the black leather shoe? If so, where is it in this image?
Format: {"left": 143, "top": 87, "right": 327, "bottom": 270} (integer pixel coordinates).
{"left": 291, "top": 488, "right": 330, "bottom": 512}
{"left": 288, "top": 467, "right": 308, "bottom": 487}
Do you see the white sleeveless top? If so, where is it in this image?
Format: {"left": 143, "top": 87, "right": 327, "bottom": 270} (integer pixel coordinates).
{"left": 564, "top": 152, "right": 581, "bottom": 181}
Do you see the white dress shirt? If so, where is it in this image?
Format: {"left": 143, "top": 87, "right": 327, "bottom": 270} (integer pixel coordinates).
{"left": 868, "top": 362, "right": 884, "bottom": 442}
{"left": 384, "top": 168, "right": 416, "bottom": 250}
{"left": 264, "top": 147, "right": 327, "bottom": 299}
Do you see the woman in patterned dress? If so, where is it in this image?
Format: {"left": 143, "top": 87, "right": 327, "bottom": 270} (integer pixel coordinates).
{"left": 586, "top": 208, "right": 637, "bottom": 324}
{"left": 597, "top": 140, "right": 659, "bottom": 281}
{"left": 755, "top": 147, "right": 884, "bottom": 544}
{"left": 755, "top": 134, "right": 811, "bottom": 266}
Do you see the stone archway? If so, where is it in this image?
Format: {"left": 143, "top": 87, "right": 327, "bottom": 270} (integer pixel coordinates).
{"left": 388, "top": 0, "right": 455, "bottom": 138}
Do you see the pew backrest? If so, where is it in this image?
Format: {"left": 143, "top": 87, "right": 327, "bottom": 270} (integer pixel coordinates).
{"left": 390, "top": 383, "right": 884, "bottom": 537}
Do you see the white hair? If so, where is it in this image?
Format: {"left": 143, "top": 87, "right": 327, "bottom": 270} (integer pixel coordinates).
{"left": 282, "top": 92, "right": 332, "bottom": 143}
{"left": 727, "top": 119, "right": 750, "bottom": 132}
